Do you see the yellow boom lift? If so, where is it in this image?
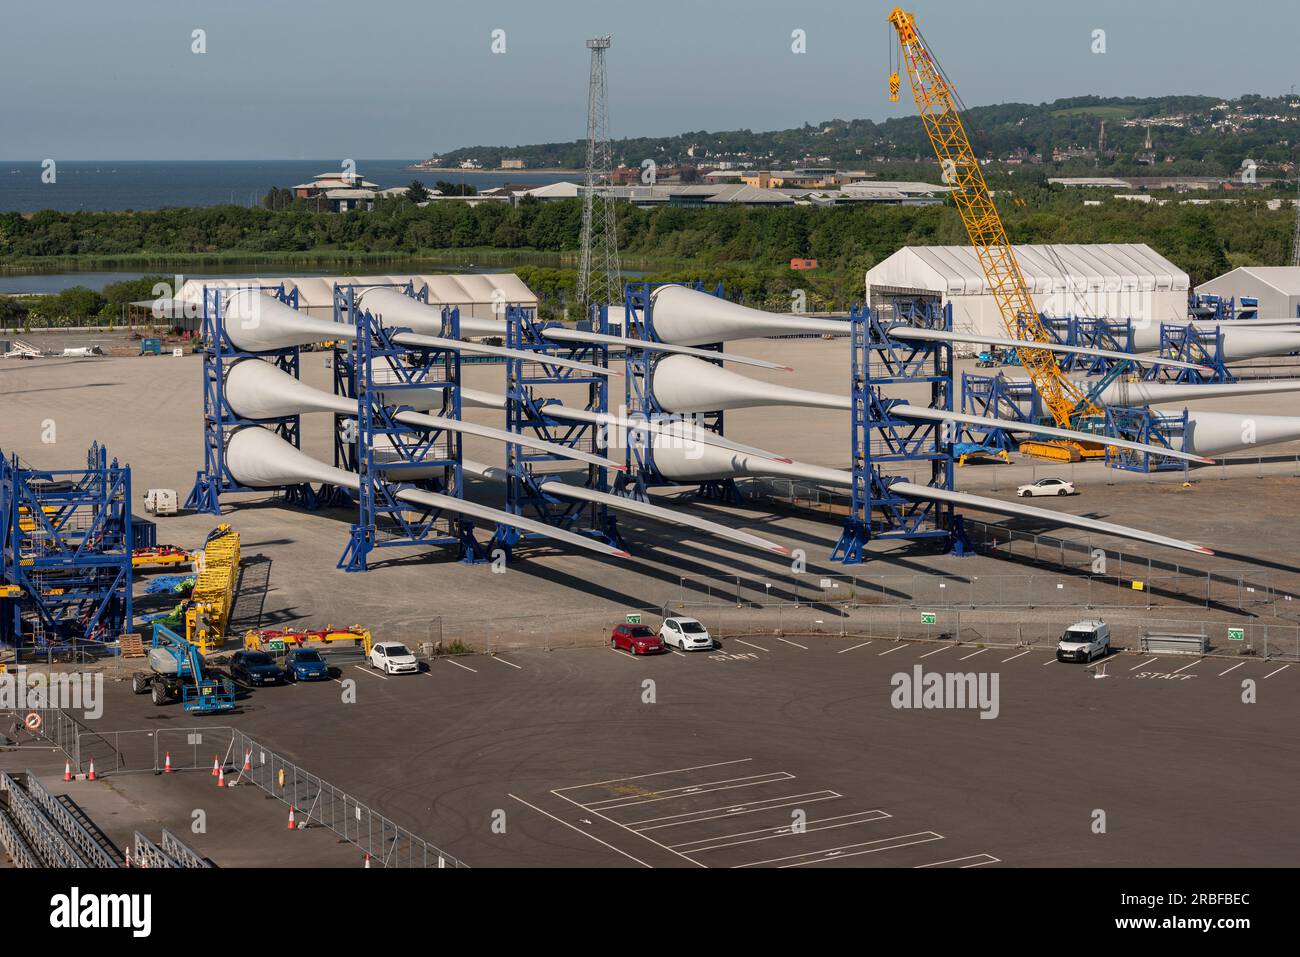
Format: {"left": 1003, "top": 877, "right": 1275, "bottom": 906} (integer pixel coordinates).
{"left": 887, "top": 7, "right": 1107, "bottom": 462}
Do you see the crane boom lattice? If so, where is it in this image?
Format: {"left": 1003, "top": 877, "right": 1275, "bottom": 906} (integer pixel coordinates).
{"left": 887, "top": 7, "right": 1100, "bottom": 429}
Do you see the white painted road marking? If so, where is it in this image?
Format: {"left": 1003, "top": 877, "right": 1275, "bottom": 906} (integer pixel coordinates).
{"left": 508, "top": 794, "right": 651, "bottom": 869}
{"left": 1130, "top": 657, "right": 1159, "bottom": 671}
{"left": 733, "top": 639, "right": 769, "bottom": 653}
{"left": 918, "top": 647, "right": 948, "bottom": 659}
{"left": 1218, "top": 661, "right": 1247, "bottom": 677}
{"left": 556, "top": 759, "right": 753, "bottom": 793}
{"left": 1169, "top": 659, "right": 1201, "bottom": 675}
{"left": 877, "top": 645, "right": 906, "bottom": 656}
{"left": 958, "top": 648, "right": 987, "bottom": 662}
{"left": 489, "top": 654, "right": 522, "bottom": 669}
{"left": 1001, "top": 650, "right": 1031, "bottom": 663}
{"left": 738, "top": 831, "right": 944, "bottom": 869}
{"left": 353, "top": 665, "right": 387, "bottom": 680}
{"left": 916, "top": 853, "right": 1000, "bottom": 868}
{"left": 1263, "top": 664, "right": 1291, "bottom": 680}
{"left": 445, "top": 658, "right": 478, "bottom": 673}
{"left": 584, "top": 772, "right": 794, "bottom": 811}
{"left": 676, "top": 809, "right": 891, "bottom": 854}
{"left": 631, "top": 791, "right": 842, "bottom": 830}
{"left": 838, "top": 641, "right": 873, "bottom": 654}
{"left": 775, "top": 637, "right": 808, "bottom": 650}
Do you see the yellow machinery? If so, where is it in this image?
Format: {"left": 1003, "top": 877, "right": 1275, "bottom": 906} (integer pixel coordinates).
{"left": 184, "top": 525, "right": 240, "bottom": 654}
{"left": 243, "top": 625, "right": 373, "bottom": 657}
{"left": 131, "top": 545, "right": 196, "bottom": 570}
{"left": 888, "top": 7, "right": 1107, "bottom": 462}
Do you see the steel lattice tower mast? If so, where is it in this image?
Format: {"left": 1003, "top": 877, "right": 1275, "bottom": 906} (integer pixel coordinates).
{"left": 576, "top": 35, "right": 621, "bottom": 321}
{"left": 1291, "top": 159, "right": 1300, "bottom": 267}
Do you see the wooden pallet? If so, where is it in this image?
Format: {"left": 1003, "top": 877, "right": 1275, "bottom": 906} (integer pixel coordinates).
{"left": 118, "top": 634, "right": 145, "bottom": 659}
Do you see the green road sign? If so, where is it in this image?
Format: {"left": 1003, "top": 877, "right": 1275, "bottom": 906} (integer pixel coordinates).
{"left": 626, "top": 614, "right": 642, "bottom": 625}
{"left": 268, "top": 640, "right": 286, "bottom": 652}
{"left": 921, "top": 612, "right": 937, "bottom": 625}
{"left": 1227, "top": 628, "right": 1245, "bottom": 642}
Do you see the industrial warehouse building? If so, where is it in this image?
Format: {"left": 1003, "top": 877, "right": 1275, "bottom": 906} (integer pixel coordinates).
{"left": 865, "top": 243, "right": 1190, "bottom": 341}
{"left": 175, "top": 274, "right": 536, "bottom": 329}
{"left": 1195, "top": 266, "right": 1300, "bottom": 320}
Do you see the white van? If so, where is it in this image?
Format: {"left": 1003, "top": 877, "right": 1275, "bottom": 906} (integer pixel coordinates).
{"left": 1056, "top": 620, "right": 1111, "bottom": 663}
{"left": 144, "top": 488, "right": 178, "bottom": 516}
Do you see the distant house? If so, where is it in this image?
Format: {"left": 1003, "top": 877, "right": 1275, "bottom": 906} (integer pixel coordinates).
{"left": 292, "top": 171, "right": 383, "bottom": 211}
{"left": 500, "top": 158, "right": 526, "bottom": 170}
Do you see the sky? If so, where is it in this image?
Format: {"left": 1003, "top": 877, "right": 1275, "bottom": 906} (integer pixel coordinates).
{"left": 0, "top": 0, "right": 1297, "bottom": 160}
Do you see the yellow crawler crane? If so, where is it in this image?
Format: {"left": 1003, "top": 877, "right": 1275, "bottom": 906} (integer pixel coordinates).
{"left": 888, "top": 7, "right": 1106, "bottom": 462}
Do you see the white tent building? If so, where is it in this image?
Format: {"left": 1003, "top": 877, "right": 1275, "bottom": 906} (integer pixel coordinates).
{"left": 178, "top": 273, "right": 536, "bottom": 327}
{"left": 1195, "top": 266, "right": 1300, "bottom": 320}
{"left": 865, "top": 243, "right": 1189, "bottom": 341}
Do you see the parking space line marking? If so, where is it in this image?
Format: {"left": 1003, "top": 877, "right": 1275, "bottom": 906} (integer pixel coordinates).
{"left": 733, "top": 639, "right": 768, "bottom": 653}
{"left": 508, "top": 794, "right": 651, "bottom": 869}
{"left": 774, "top": 637, "right": 808, "bottom": 650}
{"left": 736, "top": 831, "right": 943, "bottom": 869}
{"left": 584, "top": 772, "right": 795, "bottom": 810}
{"left": 1263, "top": 664, "right": 1291, "bottom": 679}
{"left": 1001, "top": 650, "right": 1031, "bottom": 663}
{"left": 556, "top": 758, "right": 752, "bottom": 793}
{"left": 1130, "top": 657, "right": 1159, "bottom": 671}
{"left": 838, "top": 641, "right": 873, "bottom": 654}
{"left": 1218, "top": 662, "right": 1247, "bottom": 677}
{"left": 958, "top": 649, "right": 987, "bottom": 661}
{"left": 550, "top": 790, "right": 705, "bottom": 868}
{"left": 918, "top": 647, "right": 948, "bottom": 659}
{"left": 489, "top": 655, "right": 522, "bottom": 670}
{"left": 1042, "top": 658, "right": 1057, "bottom": 666}
{"left": 667, "top": 809, "right": 883, "bottom": 848}
{"left": 632, "top": 791, "right": 843, "bottom": 830}
{"left": 1169, "top": 659, "right": 1201, "bottom": 675}
{"left": 445, "top": 658, "right": 478, "bottom": 673}
{"left": 916, "top": 853, "right": 1000, "bottom": 869}
{"left": 674, "top": 810, "right": 891, "bottom": 854}
{"left": 353, "top": 665, "right": 387, "bottom": 680}
{"left": 877, "top": 645, "right": 906, "bottom": 656}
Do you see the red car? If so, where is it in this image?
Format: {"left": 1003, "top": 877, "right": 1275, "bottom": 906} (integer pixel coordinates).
{"left": 610, "top": 624, "right": 666, "bottom": 655}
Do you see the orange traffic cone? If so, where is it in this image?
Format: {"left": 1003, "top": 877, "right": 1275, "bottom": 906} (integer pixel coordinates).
{"left": 163, "top": 752, "right": 173, "bottom": 773}
{"left": 242, "top": 750, "right": 251, "bottom": 772}
{"left": 211, "top": 755, "right": 220, "bottom": 776}
{"left": 87, "top": 759, "right": 96, "bottom": 781}
{"left": 216, "top": 766, "right": 226, "bottom": 788}
{"left": 287, "top": 805, "right": 296, "bottom": 830}
{"left": 124, "top": 847, "right": 131, "bottom": 868}
{"left": 364, "top": 853, "right": 370, "bottom": 868}
{"left": 63, "top": 761, "right": 71, "bottom": 782}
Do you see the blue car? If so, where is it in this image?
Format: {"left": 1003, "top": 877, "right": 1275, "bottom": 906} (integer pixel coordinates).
{"left": 283, "top": 649, "right": 330, "bottom": 682}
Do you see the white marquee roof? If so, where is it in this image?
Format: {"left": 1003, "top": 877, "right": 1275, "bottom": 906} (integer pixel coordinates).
{"left": 867, "top": 243, "right": 1189, "bottom": 296}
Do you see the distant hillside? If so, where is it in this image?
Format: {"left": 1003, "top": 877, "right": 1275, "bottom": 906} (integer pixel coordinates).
{"left": 431, "top": 95, "right": 1300, "bottom": 178}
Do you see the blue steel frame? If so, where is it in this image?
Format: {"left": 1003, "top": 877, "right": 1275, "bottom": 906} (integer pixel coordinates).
{"left": 1, "top": 443, "right": 133, "bottom": 660}
{"left": 497, "top": 303, "right": 620, "bottom": 555}
{"left": 1142, "top": 322, "right": 1235, "bottom": 384}
{"left": 959, "top": 371, "right": 1040, "bottom": 454}
{"left": 617, "top": 280, "right": 739, "bottom": 503}
{"left": 832, "top": 303, "right": 967, "bottom": 565}
{"left": 184, "top": 283, "right": 314, "bottom": 514}
{"left": 332, "top": 284, "right": 474, "bottom": 571}
{"left": 1104, "top": 406, "right": 1190, "bottom": 473}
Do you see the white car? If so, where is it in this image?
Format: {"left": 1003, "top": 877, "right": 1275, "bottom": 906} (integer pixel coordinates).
{"left": 369, "top": 641, "right": 419, "bottom": 674}
{"left": 1017, "top": 477, "right": 1075, "bottom": 498}
{"left": 659, "top": 617, "right": 714, "bottom": 652}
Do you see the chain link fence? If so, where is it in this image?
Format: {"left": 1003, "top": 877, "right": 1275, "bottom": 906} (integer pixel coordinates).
{"left": 11, "top": 711, "right": 465, "bottom": 868}
{"left": 667, "top": 604, "right": 1299, "bottom": 659}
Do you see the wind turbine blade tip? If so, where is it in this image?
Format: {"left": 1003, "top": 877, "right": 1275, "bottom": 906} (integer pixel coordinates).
{"left": 614, "top": 550, "right": 633, "bottom": 559}
{"left": 1196, "top": 546, "right": 1216, "bottom": 556}
{"left": 781, "top": 365, "right": 796, "bottom": 373}
{"left": 773, "top": 546, "right": 794, "bottom": 556}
